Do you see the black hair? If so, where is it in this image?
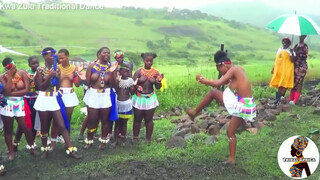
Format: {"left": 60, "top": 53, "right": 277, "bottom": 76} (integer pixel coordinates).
{"left": 58, "top": 49, "right": 69, "bottom": 56}
{"left": 42, "top": 47, "right": 55, "bottom": 56}
{"left": 214, "top": 50, "right": 230, "bottom": 64}
{"left": 28, "top": 56, "right": 38, "bottom": 65}
{"left": 2, "top": 57, "right": 12, "bottom": 67}
{"left": 97, "top": 47, "right": 110, "bottom": 57}
{"left": 141, "top": 52, "right": 157, "bottom": 59}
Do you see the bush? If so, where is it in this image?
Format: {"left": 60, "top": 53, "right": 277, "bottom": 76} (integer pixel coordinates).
{"left": 2, "top": 21, "right": 23, "bottom": 29}
{"left": 165, "top": 51, "right": 189, "bottom": 59}
{"left": 135, "top": 18, "right": 143, "bottom": 25}
{"left": 125, "top": 51, "right": 143, "bottom": 68}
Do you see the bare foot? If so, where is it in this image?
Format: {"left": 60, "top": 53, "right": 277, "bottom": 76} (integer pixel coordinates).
{"left": 186, "top": 108, "right": 196, "bottom": 121}
{"left": 8, "top": 153, "right": 14, "bottom": 161}
{"left": 120, "top": 142, "right": 126, "bottom": 147}
{"left": 110, "top": 141, "right": 118, "bottom": 148}
{"left": 30, "top": 149, "right": 39, "bottom": 156}
{"left": 50, "top": 142, "right": 56, "bottom": 151}
{"left": 120, "top": 138, "right": 126, "bottom": 147}
{"left": 144, "top": 139, "right": 151, "bottom": 144}
{"left": 221, "top": 159, "right": 235, "bottom": 166}
{"left": 69, "top": 152, "right": 82, "bottom": 159}
{"left": 0, "top": 168, "right": 6, "bottom": 176}
{"left": 84, "top": 144, "right": 93, "bottom": 149}
{"left": 132, "top": 137, "right": 139, "bottom": 144}
{"left": 41, "top": 151, "right": 48, "bottom": 159}
{"left": 13, "top": 144, "right": 18, "bottom": 152}
{"left": 99, "top": 143, "right": 106, "bottom": 150}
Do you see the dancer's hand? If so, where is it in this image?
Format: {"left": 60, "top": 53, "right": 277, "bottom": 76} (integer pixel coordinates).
{"left": 49, "top": 70, "right": 59, "bottom": 78}
{"left": 110, "top": 62, "right": 118, "bottom": 72}
{"left": 6, "top": 64, "right": 16, "bottom": 77}
{"left": 116, "top": 73, "right": 122, "bottom": 81}
{"left": 196, "top": 74, "right": 201, "bottom": 81}
{"left": 76, "top": 63, "right": 84, "bottom": 72}
{"left": 137, "top": 85, "right": 143, "bottom": 91}
{"left": 78, "top": 72, "right": 86, "bottom": 80}
{"left": 156, "top": 74, "right": 162, "bottom": 82}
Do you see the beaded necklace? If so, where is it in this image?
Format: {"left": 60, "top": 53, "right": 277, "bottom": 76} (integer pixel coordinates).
{"left": 58, "top": 64, "right": 75, "bottom": 76}
{"left": 91, "top": 60, "right": 110, "bottom": 88}
{"left": 38, "top": 65, "right": 53, "bottom": 77}
{"left": 140, "top": 67, "right": 158, "bottom": 79}
{"left": 119, "top": 78, "right": 135, "bottom": 89}
{"left": 5, "top": 73, "right": 22, "bottom": 84}
{"left": 27, "top": 69, "right": 36, "bottom": 93}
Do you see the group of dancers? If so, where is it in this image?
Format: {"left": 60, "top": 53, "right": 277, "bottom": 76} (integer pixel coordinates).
{"left": 2, "top": 38, "right": 305, "bottom": 174}
{"left": 0, "top": 47, "right": 163, "bottom": 175}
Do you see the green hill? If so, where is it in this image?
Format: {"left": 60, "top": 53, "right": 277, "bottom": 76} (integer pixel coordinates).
{"left": 0, "top": 5, "right": 292, "bottom": 67}
{"left": 197, "top": 2, "right": 320, "bottom": 51}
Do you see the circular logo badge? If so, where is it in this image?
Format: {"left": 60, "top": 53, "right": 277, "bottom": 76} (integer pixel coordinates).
{"left": 278, "top": 136, "right": 319, "bottom": 179}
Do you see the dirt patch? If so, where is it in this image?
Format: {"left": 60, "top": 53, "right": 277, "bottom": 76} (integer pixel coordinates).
{"left": 158, "top": 26, "right": 203, "bottom": 37}
{"left": 100, "top": 160, "right": 248, "bottom": 180}
{"left": 304, "top": 79, "right": 320, "bottom": 90}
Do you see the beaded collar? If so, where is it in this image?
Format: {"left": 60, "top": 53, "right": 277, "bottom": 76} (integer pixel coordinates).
{"left": 38, "top": 65, "right": 53, "bottom": 77}
{"left": 91, "top": 60, "right": 111, "bottom": 88}
{"left": 119, "top": 78, "right": 135, "bottom": 89}
{"left": 91, "top": 61, "right": 110, "bottom": 74}
{"left": 4, "top": 73, "right": 22, "bottom": 84}
{"left": 140, "top": 67, "right": 158, "bottom": 79}
{"left": 27, "top": 69, "right": 36, "bottom": 92}
{"left": 58, "top": 64, "right": 75, "bottom": 76}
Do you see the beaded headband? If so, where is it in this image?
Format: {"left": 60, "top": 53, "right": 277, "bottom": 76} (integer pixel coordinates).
{"left": 114, "top": 51, "right": 124, "bottom": 58}
{"left": 41, "top": 49, "right": 56, "bottom": 55}
{"left": 5, "top": 60, "right": 15, "bottom": 69}
{"left": 216, "top": 60, "right": 231, "bottom": 66}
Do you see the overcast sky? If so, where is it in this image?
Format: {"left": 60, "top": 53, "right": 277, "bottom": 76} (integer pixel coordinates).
{"left": 2, "top": 0, "right": 320, "bottom": 15}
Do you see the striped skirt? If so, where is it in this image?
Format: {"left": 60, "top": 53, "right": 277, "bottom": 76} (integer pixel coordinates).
{"left": 223, "top": 88, "right": 256, "bottom": 122}
{"left": 132, "top": 92, "right": 159, "bottom": 110}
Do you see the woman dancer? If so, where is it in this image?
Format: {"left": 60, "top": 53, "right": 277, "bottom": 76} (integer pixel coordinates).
{"left": 50, "top": 49, "right": 83, "bottom": 150}
{"left": 13, "top": 56, "right": 39, "bottom": 152}
{"left": 83, "top": 47, "right": 118, "bottom": 149}
{"left": 132, "top": 52, "right": 162, "bottom": 144}
{"left": 0, "top": 58, "right": 38, "bottom": 160}
{"left": 34, "top": 47, "right": 80, "bottom": 159}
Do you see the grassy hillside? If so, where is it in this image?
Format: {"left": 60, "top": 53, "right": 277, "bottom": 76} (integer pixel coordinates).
{"left": 0, "top": 11, "right": 38, "bottom": 46}
{"left": 1, "top": 5, "right": 319, "bottom": 83}
{"left": 0, "top": 6, "right": 289, "bottom": 66}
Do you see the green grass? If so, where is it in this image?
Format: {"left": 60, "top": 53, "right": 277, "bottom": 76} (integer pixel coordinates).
{"left": 3, "top": 105, "right": 319, "bottom": 179}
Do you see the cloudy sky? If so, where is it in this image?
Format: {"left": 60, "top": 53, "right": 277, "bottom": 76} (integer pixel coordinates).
{"left": 2, "top": 0, "right": 320, "bottom": 15}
